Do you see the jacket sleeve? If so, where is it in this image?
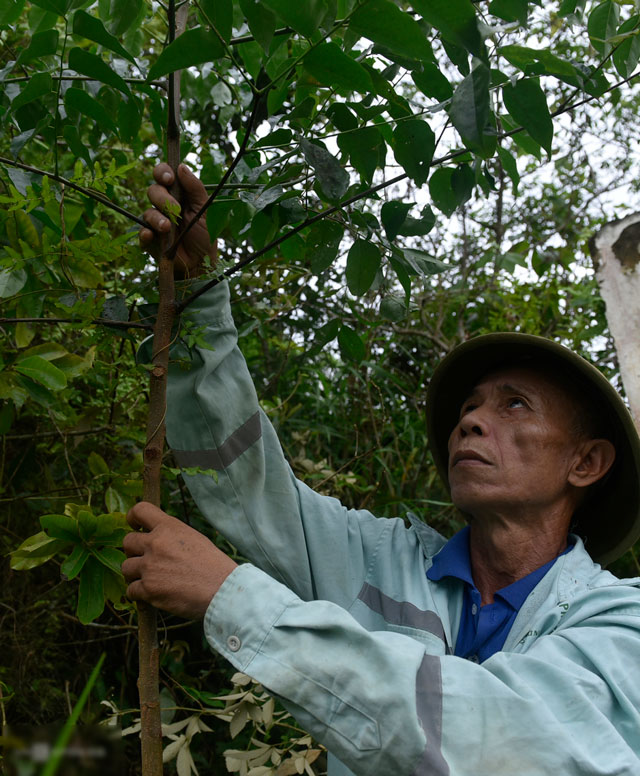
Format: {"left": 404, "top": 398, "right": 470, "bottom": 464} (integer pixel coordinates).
{"left": 205, "top": 563, "right": 640, "bottom": 776}
{"left": 166, "top": 280, "right": 390, "bottom": 607}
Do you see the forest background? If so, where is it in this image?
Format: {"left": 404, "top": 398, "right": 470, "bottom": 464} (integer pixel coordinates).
{"left": 2, "top": 0, "right": 640, "bottom": 773}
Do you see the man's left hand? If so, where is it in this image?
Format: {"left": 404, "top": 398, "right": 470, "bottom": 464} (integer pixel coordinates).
{"left": 122, "top": 502, "right": 237, "bottom": 620}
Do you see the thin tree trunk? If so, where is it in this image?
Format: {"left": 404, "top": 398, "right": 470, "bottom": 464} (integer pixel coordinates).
{"left": 590, "top": 213, "right": 640, "bottom": 427}
{"left": 137, "top": 2, "right": 188, "bottom": 773}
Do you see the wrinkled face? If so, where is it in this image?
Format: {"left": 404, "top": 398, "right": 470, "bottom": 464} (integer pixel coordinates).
{"left": 447, "top": 365, "right": 584, "bottom": 519}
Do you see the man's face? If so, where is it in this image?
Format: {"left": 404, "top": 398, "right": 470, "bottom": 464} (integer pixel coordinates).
{"left": 447, "top": 365, "right": 584, "bottom": 520}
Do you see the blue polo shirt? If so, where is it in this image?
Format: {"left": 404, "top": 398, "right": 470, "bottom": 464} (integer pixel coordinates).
{"left": 427, "top": 526, "right": 574, "bottom": 663}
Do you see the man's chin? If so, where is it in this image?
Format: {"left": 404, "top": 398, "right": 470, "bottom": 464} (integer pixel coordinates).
{"left": 450, "top": 487, "right": 499, "bottom": 517}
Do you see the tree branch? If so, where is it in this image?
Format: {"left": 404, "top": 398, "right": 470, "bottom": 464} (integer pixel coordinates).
{"left": 4, "top": 426, "right": 113, "bottom": 441}
{"left": 178, "top": 66, "right": 640, "bottom": 312}
{"left": 0, "top": 316, "right": 152, "bottom": 330}
{"left": 137, "top": 3, "right": 188, "bottom": 775}
{"left": 5, "top": 75, "right": 166, "bottom": 87}
{"left": 0, "top": 156, "right": 150, "bottom": 228}
{"left": 167, "top": 96, "right": 261, "bottom": 260}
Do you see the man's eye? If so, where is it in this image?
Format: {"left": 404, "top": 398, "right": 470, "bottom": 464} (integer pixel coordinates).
{"left": 461, "top": 403, "right": 477, "bottom": 416}
{"left": 508, "top": 397, "right": 525, "bottom": 409}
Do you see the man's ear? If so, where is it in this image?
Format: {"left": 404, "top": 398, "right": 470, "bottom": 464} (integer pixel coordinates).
{"left": 568, "top": 438, "right": 616, "bottom": 489}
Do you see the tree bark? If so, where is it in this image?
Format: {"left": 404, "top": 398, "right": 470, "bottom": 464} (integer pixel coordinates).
{"left": 590, "top": 213, "right": 640, "bottom": 425}
{"left": 137, "top": 3, "right": 189, "bottom": 773}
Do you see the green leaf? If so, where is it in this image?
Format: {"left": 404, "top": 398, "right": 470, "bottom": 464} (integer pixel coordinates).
{"left": 68, "top": 48, "right": 130, "bottom": 95}
{"left": 72, "top": 10, "right": 135, "bottom": 63}
{"left": 401, "top": 248, "right": 448, "bottom": 275}
{"left": 29, "top": 0, "right": 72, "bottom": 15}
{"left": 305, "top": 220, "right": 344, "bottom": 273}
{"left": 238, "top": 0, "right": 276, "bottom": 52}
{"left": 16, "top": 29, "right": 58, "bottom": 64}
{"left": 338, "top": 325, "right": 365, "bottom": 363}
{"left": 105, "top": 485, "right": 126, "bottom": 513}
{"left": 429, "top": 167, "right": 458, "bottom": 216}
{"left": 451, "top": 164, "right": 475, "bottom": 206}
{"left": 390, "top": 256, "right": 411, "bottom": 298}
{"left": 327, "top": 103, "right": 358, "bottom": 131}
{"left": 63, "top": 124, "right": 92, "bottom": 166}
{"left": 253, "top": 128, "right": 293, "bottom": 149}
{"left": 61, "top": 545, "right": 90, "bottom": 580}
{"left": 106, "top": 0, "right": 143, "bottom": 36}
{"left": 381, "top": 201, "right": 412, "bottom": 241}
{"left": 613, "top": 16, "right": 640, "bottom": 78}
{"left": 11, "top": 72, "right": 53, "bottom": 112}
{"left": 199, "top": 0, "right": 233, "bottom": 42}
{"left": 93, "top": 512, "right": 129, "bottom": 540}
{"left": 78, "top": 509, "right": 101, "bottom": 541}
{"left": 304, "top": 42, "right": 373, "bottom": 93}
{"left": 413, "top": 0, "right": 486, "bottom": 61}
{"left": 0, "top": 374, "right": 28, "bottom": 407}
{"left": 500, "top": 113, "right": 541, "bottom": 159}
{"left": 15, "top": 322, "right": 35, "bottom": 349}
{"left": 489, "top": 0, "right": 528, "bottom": 25}
{"left": 502, "top": 77, "right": 553, "bottom": 154}
{"left": 16, "top": 342, "right": 67, "bottom": 361}
{"left": 103, "top": 568, "right": 127, "bottom": 604}
{"left": 66, "top": 254, "right": 104, "bottom": 287}
{"left": 588, "top": 0, "right": 619, "bottom": 56}
{"left": 337, "top": 126, "right": 385, "bottom": 183}
{"left": 147, "top": 27, "right": 225, "bottom": 81}
{"left": 300, "top": 139, "right": 349, "bottom": 201}
{"left": 349, "top": 0, "right": 434, "bottom": 63}
{"left": 497, "top": 146, "right": 520, "bottom": 192}
{"left": 450, "top": 63, "right": 491, "bottom": 155}
{"left": 76, "top": 556, "right": 105, "bottom": 624}
{"left": 261, "top": 0, "right": 328, "bottom": 38}
{"left": 64, "top": 87, "right": 117, "bottom": 133}
{"left": 391, "top": 119, "right": 436, "bottom": 186}
{"left": 0, "top": 0, "right": 25, "bottom": 27}
{"left": 206, "top": 200, "right": 235, "bottom": 241}
{"left": 55, "top": 352, "right": 94, "bottom": 377}
{"left": 398, "top": 205, "right": 436, "bottom": 237}
{"left": 346, "top": 239, "right": 381, "bottom": 296}
{"left": 93, "top": 546, "right": 126, "bottom": 576}
{"left": 116, "top": 96, "right": 142, "bottom": 142}
{"left": 379, "top": 294, "right": 406, "bottom": 322}
{"left": 307, "top": 318, "right": 340, "bottom": 355}
{"left": 499, "top": 45, "right": 578, "bottom": 80}
{"left": 0, "top": 267, "right": 27, "bottom": 297}
{"left": 14, "top": 356, "right": 67, "bottom": 390}
{"left": 88, "top": 451, "right": 109, "bottom": 476}
{"left": 15, "top": 374, "right": 55, "bottom": 407}
{"left": 10, "top": 531, "right": 68, "bottom": 571}
{"left": 412, "top": 64, "right": 453, "bottom": 102}
{"left": 40, "top": 514, "right": 80, "bottom": 542}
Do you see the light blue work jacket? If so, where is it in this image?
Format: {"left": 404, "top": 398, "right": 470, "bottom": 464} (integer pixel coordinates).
{"left": 162, "top": 280, "right": 640, "bottom": 776}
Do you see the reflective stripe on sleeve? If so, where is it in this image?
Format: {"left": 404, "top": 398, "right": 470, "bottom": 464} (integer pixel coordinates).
{"left": 357, "top": 582, "right": 449, "bottom": 647}
{"left": 411, "top": 655, "right": 449, "bottom": 776}
{"left": 172, "top": 411, "right": 262, "bottom": 471}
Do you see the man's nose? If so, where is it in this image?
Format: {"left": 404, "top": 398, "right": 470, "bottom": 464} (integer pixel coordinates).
{"left": 458, "top": 407, "right": 486, "bottom": 437}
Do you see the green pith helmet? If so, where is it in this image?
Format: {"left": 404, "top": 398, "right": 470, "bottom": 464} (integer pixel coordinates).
{"left": 425, "top": 333, "right": 640, "bottom": 566}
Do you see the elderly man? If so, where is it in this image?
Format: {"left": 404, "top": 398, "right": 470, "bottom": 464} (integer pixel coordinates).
{"left": 123, "top": 164, "right": 640, "bottom": 775}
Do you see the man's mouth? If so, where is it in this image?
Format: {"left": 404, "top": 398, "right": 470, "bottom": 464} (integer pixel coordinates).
{"left": 450, "top": 450, "right": 491, "bottom": 467}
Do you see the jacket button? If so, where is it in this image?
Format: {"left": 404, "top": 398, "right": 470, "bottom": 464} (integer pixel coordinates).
{"left": 227, "top": 635, "right": 241, "bottom": 652}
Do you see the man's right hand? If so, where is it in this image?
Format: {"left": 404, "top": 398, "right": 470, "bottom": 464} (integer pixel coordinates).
{"left": 140, "top": 163, "right": 217, "bottom": 278}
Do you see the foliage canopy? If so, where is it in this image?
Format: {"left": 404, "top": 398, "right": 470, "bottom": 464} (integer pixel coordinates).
{"left": 2, "top": 0, "right": 640, "bottom": 772}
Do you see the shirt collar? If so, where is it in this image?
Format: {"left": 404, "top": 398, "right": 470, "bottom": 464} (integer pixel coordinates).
{"left": 427, "top": 525, "right": 574, "bottom": 609}
{"left": 427, "top": 525, "right": 474, "bottom": 586}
